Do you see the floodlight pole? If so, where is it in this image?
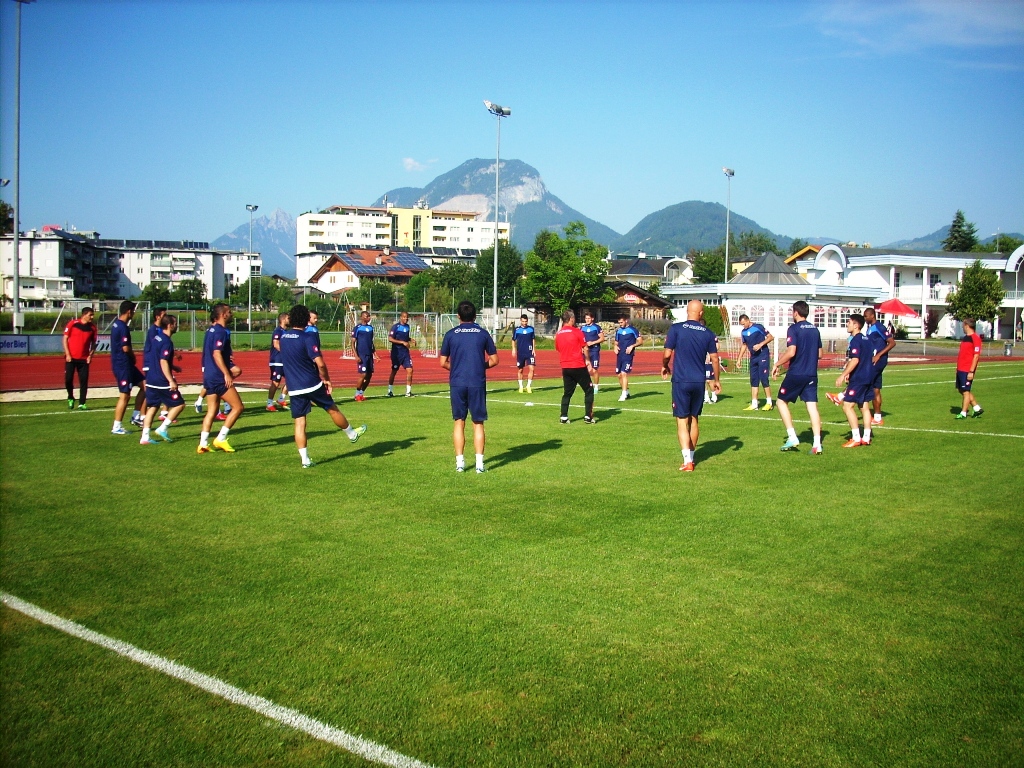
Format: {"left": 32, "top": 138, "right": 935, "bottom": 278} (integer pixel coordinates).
{"left": 10, "top": 1, "right": 35, "bottom": 332}
{"left": 246, "top": 204, "right": 258, "bottom": 333}
{"left": 723, "top": 167, "right": 734, "bottom": 283}
{"left": 485, "top": 100, "right": 510, "bottom": 333}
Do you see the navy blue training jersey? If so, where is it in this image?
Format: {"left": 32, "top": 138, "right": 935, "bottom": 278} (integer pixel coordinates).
{"left": 513, "top": 325, "right": 535, "bottom": 357}
{"left": 440, "top": 323, "right": 497, "bottom": 388}
{"left": 270, "top": 326, "right": 285, "bottom": 366}
{"left": 741, "top": 322, "right": 769, "bottom": 361}
{"left": 664, "top": 321, "right": 719, "bottom": 383}
{"left": 847, "top": 332, "right": 874, "bottom": 386}
{"left": 581, "top": 322, "right": 602, "bottom": 344}
{"left": 144, "top": 332, "right": 174, "bottom": 388}
{"left": 867, "top": 321, "right": 891, "bottom": 367}
{"left": 110, "top": 318, "right": 132, "bottom": 370}
{"left": 352, "top": 324, "right": 375, "bottom": 357}
{"left": 202, "top": 325, "right": 232, "bottom": 386}
{"left": 784, "top": 321, "right": 822, "bottom": 377}
{"left": 142, "top": 323, "right": 162, "bottom": 371}
{"left": 615, "top": 325, "right": 640, "bottom": 354}
{"left": 279, "top": 329, "right": 324, "bottom": 395}
{"left": 390, "top": 322, "right": 411, "bottom": 348}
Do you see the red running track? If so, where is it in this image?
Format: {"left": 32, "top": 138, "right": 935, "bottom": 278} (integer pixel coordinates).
{"left": 0, "top": 350, "right": 675, "bottom": 392}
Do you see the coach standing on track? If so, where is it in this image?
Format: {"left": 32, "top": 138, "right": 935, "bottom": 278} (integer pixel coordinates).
{"left": 63, "top": 306, "right": 97, "bottom": 410}
{"left": 662, "top": 300, "right": 720, "bottom": 472}
{"left": 555, "top": 310, "right": 596, "bottom": 425}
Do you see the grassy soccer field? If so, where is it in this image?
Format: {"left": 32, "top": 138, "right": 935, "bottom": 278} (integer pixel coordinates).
{"left": 2, "top": 362, "right": 1023, "bottom": 767}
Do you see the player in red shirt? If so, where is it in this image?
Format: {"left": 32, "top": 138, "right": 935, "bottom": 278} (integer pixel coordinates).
{"left": 554, "top": 310, "right": 596, "bottom": 424}
{"left": 955, "top": 317, "right": 984, "bottom": 419}
{"left": 63, "top": 307, "right": 98, "bottom": 410}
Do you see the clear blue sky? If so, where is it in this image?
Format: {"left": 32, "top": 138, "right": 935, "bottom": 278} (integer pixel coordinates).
{"left": 1, "top": 0, "right": 1022, "bottom": 246}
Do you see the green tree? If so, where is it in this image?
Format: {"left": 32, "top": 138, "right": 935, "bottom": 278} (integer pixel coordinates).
{"left": 171, "top": 278, "right": 208, "bottom": 306}
{"left": 473, "top": 242, "right": 524, "bottom": 306}
{"left": 522, "top": 221, "right": 614, "bottom": 315}
{"left": 347, "top": 279, "right": 400, "bottom": 311}
{"left": 138, "top": 283, "right": 171, "bottom": 306}
{"left": 942, "top": 210, "right": 979, "bottom": 252}
{"left": 404, "top": 270, "right": 436, "bottom": 311}
{"left": 737, "top": 231, "right": 782, "bottom": 260}
{"left": 788, "top": 238, "right": 808, "bottom": 255}
{"left": 972, "top": 235, "right": 1023, "bottom": 254}
{"left": 425, "top": 283, "right": 452, "bottom": 313}
{"left": 946, "top": 259, "right": 1005, "bottom": 323}
{"left": 0, "top": 201, "right": 12, "bottom": 235}
{"left": 691, "top": 250, "right": 726, "bottom": 284}
{"left": 272, "top": 283, "right": 295, "bottom": 310}
{"left": 433, "top": 263, "right": 477, "bottom": 309}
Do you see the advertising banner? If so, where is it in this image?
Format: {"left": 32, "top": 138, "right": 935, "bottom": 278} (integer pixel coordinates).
{"left": 0, "top": 335, "right": 29, "bottom": 354}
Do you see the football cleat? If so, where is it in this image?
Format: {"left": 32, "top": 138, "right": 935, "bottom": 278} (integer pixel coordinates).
{"left": 680, "top": 462, "right": 695, "bottom": 472}
{"left": 781, "top": 437, "right": 800, "bottom": 452}
{"left": 584, "top": 416, "right": 597, "bottom": 424}
{"left": 404, "top": 392, "right": 413, "bottom": 397}
{"left": 560, "top": 416, "right": 570, "bottom": 425}
{"left": 955, "top": 413, "right": 968, "bottom": 419}
{"left": 618, "top": 392, "right": 629, "bottom": 402}
{"left": 131, "top": 417, "right": 145, "bottom": 428}
{"left": 302, "top": 460, "right": 315, "bottom": 469}
{"left": 77, "top": 403, "right": 89, "bottom": 410}
{"left": 526, "top": 386, "right": 532, "bottom": 394}
{"left": 212, "top": 438, "right": 235, "bottom": 453}
{"left": 742, "top": 404, "right": 759, "bottom": 411}
{"left": 111, "top": 426, "right": 129, "bottom": 435}
{"left": 972, "top": 408, "right": 984, "bottom": 418}
{"left": 266, "top": 404, "right": 278, "bottom": 412}
{"left": 811, "top": 446, "right": 823, "bottom": 455}
{"left": 194, "top": 400, "right": 203, "bottom": 414}
{"left": 348, "top": 425, "right": 367, "bottom": 443}
{"left": 842, "top": 438, "right": 863, "bottom": 448}
{"left": 67, "top": 399, "right": 75, "bottom": 410}
{"left": 215, "top": 412, "right": 227, "bottom": 421}
{"left": 197, "top": 445, "right": 211, "bottom": 454}
{"left": 456, "top": 465, "right": 466, "bottom": 473}
{"left": 518, "top": 387, "right": 524, "bottom": 393}
{"left": 277, "top": 399, "right": 288, "bottom": 407}
{"left": 825, "top": 392, "right": 843, "bottom": 406}
{"left": 475, "top": 466, "right": 486, "bottom": 474}
{"left": 154, "top": 428, "right": 173, "bottom": 443}
{"left": 139, "top": 439, "right": 159, "bottom": 446}
{"left": 861, "top": 438, "right": 871, "bottom": 446}
{"left": 761, "top": 402, "right": 774, "bottom": 411}
{"left": 873, "top": 418, "right": 884, "bottom": 426}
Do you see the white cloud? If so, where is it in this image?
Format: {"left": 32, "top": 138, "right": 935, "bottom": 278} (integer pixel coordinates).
{"left": 403, "top": 157, "right": 427, "bottom": 172}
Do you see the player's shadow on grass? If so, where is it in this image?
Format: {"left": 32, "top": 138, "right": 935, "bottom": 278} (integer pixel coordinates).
{"left": 624, "top": 390, "right": 661, "bottom": 400}
{"left": 487, "top": 439, "right": 563, "bottom": 469}
{"left": 345, "top": 436, "right": 426, "bottom": 460}
{"left": 230, "top": 423, "right": 285, "bottom": 436}
{"left": 695, "top": 436, "right": 743, "bottom": 462}
{"left": 243, "top": 430, "right": 338, "bottom": 449}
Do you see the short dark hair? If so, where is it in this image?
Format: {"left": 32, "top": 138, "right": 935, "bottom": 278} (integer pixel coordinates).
{"left": 289, "top": 304, "right": 311, "bottom": 329}
{"left": 159, "top": 314, "right": 177, "bottom": 330}
{"left": 584, "top": 311, "right": 594, "bottom": 319}
{"left": 962, "top": 317, "right": 976, "bottom": 329}
{"left": 620, "top": 314, "right": 630, "bottom": 322}
{"left": 278, "top": 312, "right": 288, "bottom": 321}
{"left": 792, "top": 301, "right": 810, "bottom": 319}
{"left": 210, "top": 303, "right": 229, "bottom": 321}
{"left": 457, "top": 301, "right": 476, "bottom": 322}
{"left": 561, "top": 310, "right": 575, "bottom": 324}
{"left": 849, "top": 313, "right": 865, "bottom": 330}
{"left": 119, "top": 300, "right": 136, "bottom": 315}
{"left": 80, "top": 307, "right": 94, "bottom": 317}
{"left": 864, "top": 307, "right": 876, "bottom": 318}
{"left": 153, "top": 306, "right": 167, "bottom": 319}
{"left": 738, "top": 313, "right": 750, "bottom": 322}
{"left": 521, "top": 314, "right": 529, "bottom": 320}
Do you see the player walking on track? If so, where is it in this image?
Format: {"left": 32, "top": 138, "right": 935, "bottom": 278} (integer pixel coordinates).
{"left": 387, "top": 311, "right": 415, "bottom": 397}
{"left": 955, "top": 318, "right": 984, "bottom": 420}
{"left": 109, "top": 301, "right": 146, "bottom": 435}
{"left": 662, "top": 300, "right": 720, "bottom": 472}
{"left": 736, "top": 313, "right": 774, "bottom": 411}
{"left": 554, "top": 310, "right": 596, "bottom": 424}
{"left": 198, "top": 303, "right": 245, "bottom": 454}
{"left": 279, "top": 304, "right": 366, "bottom": 469}
{"left": 63, "top": 307, "right": 97, "bottom": 410}
{"left": 772, "top": 301, "right": 823, "bottom": 454}
{"left": 440, "top": 301, "right": 499, "bottom": 473}
{"left": 140, "top": 314, "right": 184, "bottom": 445}
{"left": 512, "top": 315, "right": 536, "bottom": 393}
{"left": 352, "top": 311, "right": 377, "bottom": 401}
{"left": 580, "top": 312, "right": 605, "bottom": 393}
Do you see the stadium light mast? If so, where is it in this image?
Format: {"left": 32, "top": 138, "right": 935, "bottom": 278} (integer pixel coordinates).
{"left": 723, "top": 167, "right": 734, "bottom": 283}
{"left": 246, "top": 204, "right": 258, "bottom": 332}
{"left": 10, "top": 0, "right": 35, "bottom": 333}
{"left": 484, "top": 100, "right": 510, "bottom": 333}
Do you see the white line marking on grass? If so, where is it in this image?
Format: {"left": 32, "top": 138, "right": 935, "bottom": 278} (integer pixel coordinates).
{"left": 0, "top": 407, "right": 116, "bottom": 418}
{"left": 1, "top": 592, "right": 438, "bottom": 768}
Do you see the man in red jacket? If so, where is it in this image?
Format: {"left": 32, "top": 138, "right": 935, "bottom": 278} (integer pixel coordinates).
{"left": 63, "top": 307, "right": 98, "bottom": 410}
{"left": 554, "top": 310, "right": 596, "bottom": 425}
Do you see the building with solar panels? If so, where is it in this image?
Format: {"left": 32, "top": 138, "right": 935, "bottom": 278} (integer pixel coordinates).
{"left": 306, "top": 248, "right": 431, "bottom": 294}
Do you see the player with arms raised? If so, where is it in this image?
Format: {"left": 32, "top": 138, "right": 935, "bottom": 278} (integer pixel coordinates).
{"left": 772, "top": 300, "right": 823, "bottom": 454}
{"left": 387, "top": 310, "right": 415, "bottom": 397}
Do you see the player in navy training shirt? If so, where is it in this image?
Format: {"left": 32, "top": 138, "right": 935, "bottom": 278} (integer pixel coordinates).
{"left": 440, "top": 301, "right": 499, "bottom": 473}
{"left": 351, "top": 311, "right": 377, "bottom": 400}
{"left": 833, "top": 314, "right": 876, "bottom": 447}
{"left": 772, "top": 301, "right": 823, "bottom": 454}
{"left": 267, "top": 312, "right": 289, "bottom": 411}
{"left": 580, "top": 311, "right": 605, "bottom": 392}
{"left": 863, "top": 307, "right": 895, "bottom": 425}
{"left": 198, "top": 303, "right": 245, "bottom": 454}
{"left": 140, "top": 314, "right": 184, "bottom": 445}
{"left": 279, "top": 304, "right": 366, "bottom": 468}
{"left": 109, "top": 300, "right": 147, "bottom": 434}
{"left": 614, "top": 316, "right": 643, "bottom": 401}
{"left": 512, "top": 315, "right": 536, "bottom": 393}
{"left": 737, "top": 314, "right": 775, "bottom": 411}
{"left": 142, "top": 306, "right": 166, "bottom": 374}
{"left": 387, "top": 310, "right": 415, "bottom": 397}
{"left": 663, "top": 300, "right": 720, "bottom": 472}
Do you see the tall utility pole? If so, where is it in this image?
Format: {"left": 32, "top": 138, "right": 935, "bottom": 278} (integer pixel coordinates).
{"left": 723, "top": 167, "right": 734, "bottom": 283}
{"left": 10, "top": 1, "right": 35, "bottom": 332}
{"left": 246, "top": 204, "right": 258, "bottom": 333}
{"left": 485, "top": 100, "right": 510, "bottom": 333}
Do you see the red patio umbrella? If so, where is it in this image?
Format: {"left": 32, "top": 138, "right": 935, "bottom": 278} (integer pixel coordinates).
{"left": 876, "top": 298, "right": 920, "bottom": 318}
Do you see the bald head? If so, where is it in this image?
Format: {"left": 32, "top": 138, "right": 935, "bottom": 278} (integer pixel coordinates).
{"left": 686, "top": 300, "right": 704, "bottom": 321}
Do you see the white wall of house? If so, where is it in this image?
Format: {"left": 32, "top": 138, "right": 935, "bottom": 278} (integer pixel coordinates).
{"left": 314, "top": 269, "right": 360, "bottom": 294}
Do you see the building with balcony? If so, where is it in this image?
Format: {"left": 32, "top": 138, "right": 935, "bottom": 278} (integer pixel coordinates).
{"left": 307, "top": 248, "right": 431, "bottom": 295}
{"left": 606, "top": 255, "right": 693, "bottom": 290}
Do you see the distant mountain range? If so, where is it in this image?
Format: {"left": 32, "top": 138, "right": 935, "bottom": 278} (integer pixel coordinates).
{"left": 211, "top": 208, "right": 296, "bottom": 278}
{"left": 884, "top": 227, "right": 1023, "bottom": 251}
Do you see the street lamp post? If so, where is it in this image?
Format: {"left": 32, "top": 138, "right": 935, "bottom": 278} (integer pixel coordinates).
{"left": 485, "top": 100, "right": 510, "bottom": 334}
{"left": 10, "top": 1, "right": 35, "bottom": 332}
{"left": 246, "top": 204, "right": 258, "bottom": 334}
{"left": 723, "top": 167, "right": 734, "bottom": 283}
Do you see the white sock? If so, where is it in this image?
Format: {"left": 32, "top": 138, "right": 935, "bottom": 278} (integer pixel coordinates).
{"left": 406, "top": 385, "right": 412, "bottom": 394}
{"left": 593, "top": 383, "right": 598, "bottom": 392}
{"left": 711, "top": 392, "right": 717, "bottom": 402}
{"left": 194, "top": 397, "right": 202, "bottom": 407}
{"left": 200, "top": 431, "right": 210, "bottom": 447}
{"left": 973, "top": 404, "right": 981, "bottom": 412}
{"left": 527, "top": 379, "right": 532, "bottom": 387}
{"left": 787, "top": 427, "right": 798, "bottom": 441}
{"left": 851, "top": 427, "right": 861, "bottom": 441}
{"left": 161, "top": 414, "right": 173, "bottom": 427}
{"left": 813, "top": 435, "right": 821, "bottom": 448}
{"left": 113, "top": 420, "right": 122, "bottom": 430}
{"left": 863, "top": 427, "right": 872, "bottom": 442}
{"left": 344, "top": 426, "right": 357, "bottom": 439}
{"left": 217, "top": 426, "right": 230, "bottom": 441}
{"left": 456, "top": 454, "right": 465, "bottom": 469}
{"left": 388, "top": 385, "right": 393, "bottom": 393}
{"left": 141, "top": 428, "right": 150, "bottom": 441}
{"left": 278, "top": 394, "right": 286, "bottom": 403}
{"left": 960, "top": 410, "right": 968, "bottom": 416}
{"left": 267, "top": 398, "right": 273, "bottom": 406}
{"left": 299, "top": 447, "right": 309, "bottom": 463}
{"left": 752, "top": 399, "right": 759, "bottom": 408}
{"left": 132, "top": 409, "right": 141, "bottom": 420}
{"left": 873, "top": 413, "right": 882, "bottom": 422}
{"left": 766, "top": 397, "right": 772, "bottom": 405}
{"left": 518, "top": 380, "right": 523, "bottom": 390}
{"left": 475, "top": 453, "right": 485, "bottom": 469}
{"left": 682, "top": 449, "right": 693, "bottom": 464}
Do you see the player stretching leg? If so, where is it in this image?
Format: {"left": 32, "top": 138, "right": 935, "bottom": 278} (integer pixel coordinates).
{"left": 615, "top": 315, "right": 642, "bottom": 401}
{"left": 580, "top": 312, "right": 605, "bottom": 393}
{"left": 109, "top": 300, "right": 147, "bottom": 434}
{"left": 387, "top": 311, "right": 415, "bottom": 397}
{"left": 440, "top": 301, "right": 499, "bottom": 473}
{"left": 140, "top": 315, "right": 184, "bottom": 444}
{"left": 772, "top": 301, "right": 823, "bottom": 454}
{"left": 737, "top": 314, "right": 774, "bottom": 410}
{"left": 351, "top": 311, "right": 377, "bottom": 401}
{"left": 280, "top": 304, "right": 365, "bottom": 468}
{"left": 268, "top": 312, "right": 289, "bottom": 410}
{"left": 833, "top": 314, "right": 875, "bottom": 447}
{"left": 955, "top": 318, "right": 984, "bottom": 419}
{"left": 197, "top": 303, "right": 245, "bottom": 453}
{"left": 512, "top": 314, "right": 536, "bottom": 393}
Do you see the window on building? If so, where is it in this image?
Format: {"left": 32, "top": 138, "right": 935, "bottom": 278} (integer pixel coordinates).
{"left": 930, "top": 273, "right": 941, "bottom": 287}
{"left": 391, "top": 216, "right": 398, "bottom": 247}
{"left": 750, "top": 304, "right": 765, "bottom": 323}
{"left": 894, "top": 272, "right": 901, "bottom": 290}
{"left": 468, "top": 227, "right": 474, "bottom": 232}
{"left": 731, "top": 305, "right": 747, "bottom": 324}
{"left": 309, "top": 220, "right": 324, "bottom": 226}
{"left": 309, "top": 231, "right": 323, "bottom": 237}
{"left": 827, "top": 306, "right": 839, "bottom": 328}
{"left": 813, "top": 306, "right": 826, "bottom": 327}
{"left": 412, "top": 216, "right": 421, "bottom": 248}
{"left": 433, "top": 225, "right": 446, "bottom": 231}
